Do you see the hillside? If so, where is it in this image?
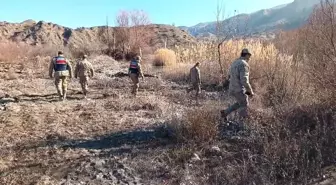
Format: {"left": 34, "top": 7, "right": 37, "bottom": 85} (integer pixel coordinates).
{"left": 0, "top": 20, "right": 196, "bottom": 48}
{"left": 180, "top": 0, "right": 320, "bottom": 39}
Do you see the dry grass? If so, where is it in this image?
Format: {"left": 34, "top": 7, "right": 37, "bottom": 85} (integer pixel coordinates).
{"left": 0, "top": 2, "right": 335, "bottom": 185}
{"left": 168, "top": 38, "right": 320, "bottom": 107}
{"left": 145, "top": 2, "right": 336, "bottom": 185}
{"left": 153, "top": 48, "right": 177, "bottom": 66}
{"left": 0, "top": 42, "right": 61, "bottom": 63}
{"left": 169, "top": 40, "right": 286, "bottom": 87}
{"left": 154, "top": 102, "right": 336, "bottom": 185}
{"left": 161, "top": 63, "right": 190, "bottom": 83}
{"left": 0, "top": 42, "right": 29, "bottom": 63}
{"left": 167, "top": 105, "right": 220, "bottom": 143}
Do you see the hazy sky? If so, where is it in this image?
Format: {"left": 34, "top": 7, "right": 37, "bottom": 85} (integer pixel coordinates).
{"left": 0, "top": 0, "right": 294, "bottom": 28}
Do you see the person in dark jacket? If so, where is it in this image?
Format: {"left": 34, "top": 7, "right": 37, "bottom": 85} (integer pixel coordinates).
{"left": 128, "top": 55, "right": 144, "bottom": 96}
{"left": 49, "top": 51, "right": 72, "bottom": 101}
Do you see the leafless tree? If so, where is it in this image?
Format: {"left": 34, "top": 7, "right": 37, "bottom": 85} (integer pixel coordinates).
{"left": 301, "top": 0, "right": 336, "bottom": 100}
{"left": 115, "top": 9, "right": 152, "bottom": 57}
{"left": 215, "top": 0, "right": 227, "bottom": 77}
{"left": 215, "top": 0, "right": 249, "bottom": 80}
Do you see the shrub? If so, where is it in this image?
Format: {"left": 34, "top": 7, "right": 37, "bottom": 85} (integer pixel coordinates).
{"left": 153, "top": 48, "right": 177, "bottom": 66}
{"left": 159, "top": 103, "right": 336, "bottom": 185}
{"left": 98, "top": 10, "right": 154, "bottom": 61}
{"left": 0, "top": 42, "right": 29, "bottom": 63}
{"left": 161, "top": 63, "right": 190, "bottom": 83}
{"left": 168, "top": 106, "right": 220, "bottom": 143}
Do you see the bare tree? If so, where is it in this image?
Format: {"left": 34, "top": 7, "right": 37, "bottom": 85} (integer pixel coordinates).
{"left": 114, "top": 9, "right": 152, "bottom": 58}
{"left": 215, "top": 1, "right": 248, "bottom": 81}
{"left": 215, "top": 0, "right": 226, "bottom": 77}
{"left": 116, "top": 10, "right": 130, "bottom": 27}
{"left": 301, "top": 0, "right": 336, "bottom": 100}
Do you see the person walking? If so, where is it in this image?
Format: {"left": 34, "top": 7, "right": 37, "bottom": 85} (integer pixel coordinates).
{"left": 128, "top": 55, "right": 144, "bottom": 96}
{"left": 221, "top": 49, "right": 254, "bottom": 120}
{"left": 49, "top": 51, "right": 72, "bottom": 101}
{"left": 187, "top": 62, "right": 201, "bottom": 104}
{"left": 74, "top": 54, "right": 94, "bottom": 99}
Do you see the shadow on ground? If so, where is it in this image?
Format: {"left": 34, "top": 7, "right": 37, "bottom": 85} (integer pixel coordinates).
{"left": 14, "top": 90, "right": 110, "bottom": 103}
{"left": 0, "top": 125, "right": 174, "bottom": 182}
{"left": 61, "top": 126, "right": 173, "bottom": 157}
{"left": 12, "top": 125, "right": 174, "bottom": 156}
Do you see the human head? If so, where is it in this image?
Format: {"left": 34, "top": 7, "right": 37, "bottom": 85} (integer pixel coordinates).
{"left": 57, "top": 51, "right": 63, "bottom": 56}
{"left": 135, "top": 55, "right": 141, "bottom": 62}
{"left": 195, "top": 62, "right": 200, "bottom": 67}
{"left": 240, "top": 48, "right": 252, "bottom": 61}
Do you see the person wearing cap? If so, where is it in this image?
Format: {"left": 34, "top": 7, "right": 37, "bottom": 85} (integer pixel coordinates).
{"left": 49, "top": 51, "right": 73, "bottom": 101}
{"left": 187, "top": 62, "right": 201, "bottom": 103}
{"left": 74, "top": 54, "right": 94, "bottom": 99}
{"left": 221, "top": 48, "right": 254, "bottom": 120}
{"left": 128, "top": 55, "right": 144, "bottom": 96}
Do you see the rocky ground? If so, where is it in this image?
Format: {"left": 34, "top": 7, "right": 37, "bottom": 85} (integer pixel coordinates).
{"left": 0, "top": 55, "right": 334, "bottom": 185}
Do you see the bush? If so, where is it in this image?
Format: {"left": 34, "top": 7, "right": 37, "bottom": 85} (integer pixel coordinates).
{"left": 159, "top": 103, "right": 336, "bottom": 185}
{"left": 153, "top": 48, "right": 177, "bottom": 66}
{"left": 0, "top": 42, "right": 29, "bottom": 63}
{"left": 161, "top": 63, "right": 190, "bottom": 83}
{"left": 168, "top": 106, "right": 220, "bottom": 143}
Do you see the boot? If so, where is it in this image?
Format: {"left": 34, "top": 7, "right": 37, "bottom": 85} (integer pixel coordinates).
{"left": 57, "top": 90, "right": 63, "bottom": 101}
{"left": 186, "top": 88, "right": 192, "bottom": 93}
{"left": 83, "top": 91, "right": 87, "bottom": 99}
{"left": 220, "top": 110, "right": 228, "bottom": 121}
{"left": 62, "top": 90, "right": 67, "bottom": 101}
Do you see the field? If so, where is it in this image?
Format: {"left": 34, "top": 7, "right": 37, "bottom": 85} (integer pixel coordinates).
{"left": 0, "top": 2, "right": 336, "bottom": 185}
{"left": 0, "top": 36, "right": 335, "bottom": 185}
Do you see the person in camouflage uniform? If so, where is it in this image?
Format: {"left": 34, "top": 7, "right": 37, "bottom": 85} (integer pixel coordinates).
{"left": 187, "top": 62, "right": 201, "bottom": 102}
{"left": 49, "top": 51, "right": 73, "bottom": 101}
{"left": 75, "top": 54, "right": 94, "bottom": 99}
{"left": 128, "top": 55, "right": 144, "bottom": 96}
{"left": 221, "top": 49, "right": 254, "bottom": 120}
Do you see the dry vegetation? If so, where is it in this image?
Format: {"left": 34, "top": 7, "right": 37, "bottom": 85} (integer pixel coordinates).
{"left": 155, "top": 1, "right": 336, "bottom": 184}
{"left": 152, "top": 48, "right": 177, "bottom": 66}
{"left": 0, "top": 1, "right": 335, "bottom": 185}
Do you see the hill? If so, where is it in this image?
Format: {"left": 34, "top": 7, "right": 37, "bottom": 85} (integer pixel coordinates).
{"left": 0, "top": 20, "right": 196, "bottom": 49}
{"left": 180, "top": 0, "right": 320, "bottom": 39}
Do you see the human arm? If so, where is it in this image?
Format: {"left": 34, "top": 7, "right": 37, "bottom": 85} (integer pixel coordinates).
{"left": 67, "top": 60, "right": 73, "bottom": 78}
{"left": 49, "top": 58, "right": 54, "bottom": 78}
{"left": 196, "top": 68, "right": 201, "bottom": 84}
{"left": 189, "top": 68, "right": 192, "bottom": 82}
{"left": 138, "top": 63, "right": 144, "bottom": 79}
{"left": 89, "top": 62, "right": 94, "bottom": 78}
{"left": 74, "top": 62, "right": 79, "bottom": 79}
{"left": 239, "top": 63, "right": 253, "bottom": 95}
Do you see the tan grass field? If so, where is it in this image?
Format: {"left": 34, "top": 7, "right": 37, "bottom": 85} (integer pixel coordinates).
{"left": 0, "top": 42, "right": 334, "bottom": 184}
{"left": 0, "top": 2, "right": 336, "bottom": 184}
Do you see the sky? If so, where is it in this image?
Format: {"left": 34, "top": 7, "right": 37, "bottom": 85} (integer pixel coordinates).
{"left": 0, "top": 0, "right": 294, "bottom": 28}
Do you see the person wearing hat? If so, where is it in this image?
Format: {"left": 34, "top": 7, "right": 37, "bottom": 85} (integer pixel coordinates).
{"left": 74, "top": 54, "right": 94, "bottom": 99}
{"left": 49, "top": 51, "right": 73, "bottom": 101}
{"left": 128, "top": 55, "right": 144, "bottom": 96}
{"left": 221, "top": 48, "right": 254, "bottom": 120}
{"left": 187, "top": 62, "right": 201, "bottom": 104}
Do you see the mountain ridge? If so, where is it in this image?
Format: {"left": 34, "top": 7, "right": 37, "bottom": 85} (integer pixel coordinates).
{"left": 0, "top": 0, "right": 322, "bottom": 47}
{"left": 179, "top": 0, "right": 321, "bottom": 39}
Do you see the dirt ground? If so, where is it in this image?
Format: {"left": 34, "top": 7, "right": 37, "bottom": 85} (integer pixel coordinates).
{"left": 0, "top": 55, "right": 223, "bottom": 185}
{"left": 0, "top": 56, "right": 334, "bottom": 185}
